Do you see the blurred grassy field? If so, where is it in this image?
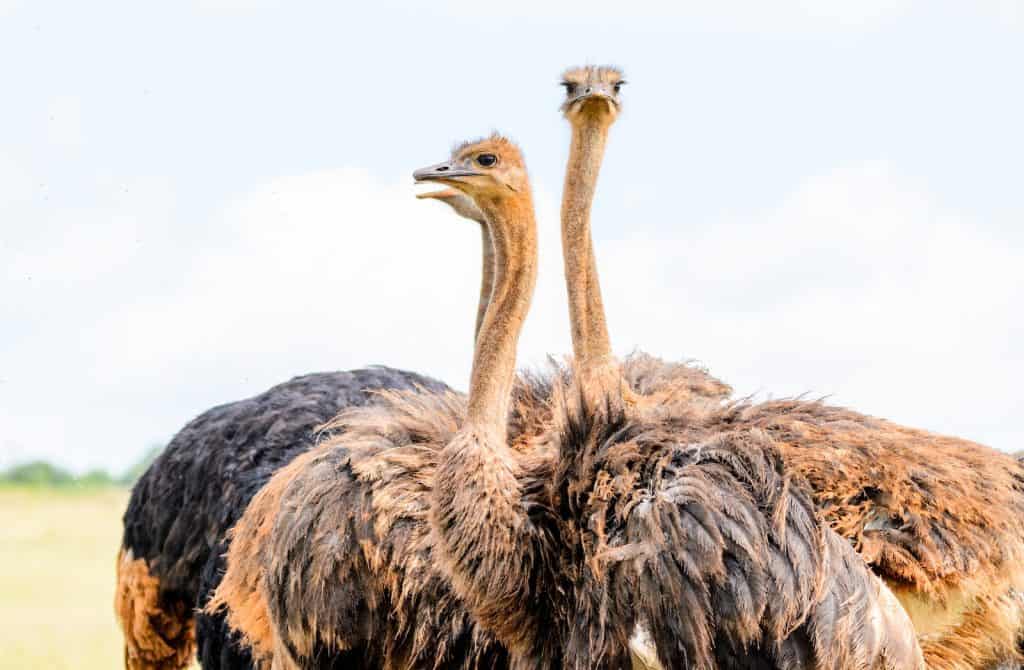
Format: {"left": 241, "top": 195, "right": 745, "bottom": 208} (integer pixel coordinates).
{"left": 0, "top": 487, "right": 136, "bottom": 669}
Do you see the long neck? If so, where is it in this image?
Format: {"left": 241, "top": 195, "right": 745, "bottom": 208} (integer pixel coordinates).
{"left": 561, "top": 116, "right": 613, "bottom": 373}
{"left": 465, "top": 193, "right": 537, "bottom": 437}
{"left": 432, "top": 189, "right": 546, "bottom": 657}
{"left": 473, "top": 223, "right": 495, "bottom": 344}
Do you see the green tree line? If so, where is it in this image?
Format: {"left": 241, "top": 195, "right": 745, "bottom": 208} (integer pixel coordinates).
{"left": 0, "top": 444, "right": 162, "bottom": 488}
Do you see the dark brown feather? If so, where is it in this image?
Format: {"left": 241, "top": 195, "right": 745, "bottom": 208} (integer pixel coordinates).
{"left": 214, "top": 359, "right": 921, "bottom": 669}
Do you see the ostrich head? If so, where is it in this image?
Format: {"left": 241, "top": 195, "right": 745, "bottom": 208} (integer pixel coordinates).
{"left": 413, "top": 134, "right": 528, "bottom": 198}
{"left": 560, "top": 65, "right": 625, "bottom": 125}
{"left": 415, "top": 188, "right": 485, "bottom": 224}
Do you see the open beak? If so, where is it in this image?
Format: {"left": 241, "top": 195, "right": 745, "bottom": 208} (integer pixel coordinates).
{"left": 413, "top": 160, "right": 482, "bottom": 183}
{"left": 415, "top": 188, "right": 460, "bottom": 201}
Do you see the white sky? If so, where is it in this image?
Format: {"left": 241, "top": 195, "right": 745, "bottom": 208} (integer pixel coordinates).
{"left": 1, "top": 1, "right": 1021, "bottom": 472}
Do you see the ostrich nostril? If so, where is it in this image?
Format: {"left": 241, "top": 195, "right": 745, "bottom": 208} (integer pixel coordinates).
{"left": 437, "top": 166, "right": 448, "bottom": 171}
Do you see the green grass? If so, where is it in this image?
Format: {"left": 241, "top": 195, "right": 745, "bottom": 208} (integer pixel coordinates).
{"left": 0, "top": 486, "right": 133, "bottom": 669}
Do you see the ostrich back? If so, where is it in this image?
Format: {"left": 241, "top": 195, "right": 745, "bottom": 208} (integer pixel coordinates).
{"left": 116, "top": 366, "right": 448, "bottom": 670}
{"left": 727, "top": 399, "right": 1024, "bottom": 669}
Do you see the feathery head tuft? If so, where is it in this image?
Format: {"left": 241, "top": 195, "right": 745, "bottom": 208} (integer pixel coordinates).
{"left": 451, "top": 132, "right": 525, "bottom": 168}
{"left": 560, "top": 65, "right": 625, "bottom": 88}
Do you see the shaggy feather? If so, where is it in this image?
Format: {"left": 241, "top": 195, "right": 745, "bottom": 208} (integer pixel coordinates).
{"left": 540, "top": 384, "right": 921, "bottom": 669}
{"left": 214, "top": 359, "right": 920, "bottom": 669}
{"left": 727, "top": 399, "right": 1024, "bottom": 599}
{"left": 116, "top": 367, "right": 447, "bottom": 669}
{"left": 115, "top": 548, "right": 196, "bottom": 670}
{"left": 628, "top": 355, "right": 1024, "bottom": 667}
{"left": 213, "top": 389, "right": 523, "bottom": 668}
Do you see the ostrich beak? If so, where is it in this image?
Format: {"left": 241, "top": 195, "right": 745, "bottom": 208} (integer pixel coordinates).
{"left": 561, "top": 82, "right": 620, "bottom": 112}
{"left": 413, "top": 160, "right": 482, "bottom": 183}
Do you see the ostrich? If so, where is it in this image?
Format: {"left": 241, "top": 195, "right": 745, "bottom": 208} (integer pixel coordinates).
{"left": 555, "top": 67, "right": 1024, "bottom": 669}
{"left": 206, "top": 136, "right": 540, "bottom": 669}
{"left": 210, "top": 134, "right": 920, "bottom": 669}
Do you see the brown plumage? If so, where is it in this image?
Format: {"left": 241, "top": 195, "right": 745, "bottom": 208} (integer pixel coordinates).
{"left": 213, "top": 368, "right": 921, "bottom": 669}
{"left": 115, "top": 548, "right": 195, "bottom": 670}
{"left": 600, "top": 375, "right": 1024, "bottom": 670}
{"left": 742, "top": 402, "right": 1024, "bottom": 598}
{"left": 733, "top": 400, "right": 1024, "bottom": 669}
{"left": 206, "top": 393, "right": 518, "bottom": 669}
{"left": 430, "top": 376, "right": 925, "bottom": 669}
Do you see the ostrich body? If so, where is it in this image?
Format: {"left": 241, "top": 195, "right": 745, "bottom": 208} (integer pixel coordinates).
{"left": 115, "top": 368, "right": 449, "bottom": 670}
{"left": 556, "top": 67, "right": 1024, "bottom": 669}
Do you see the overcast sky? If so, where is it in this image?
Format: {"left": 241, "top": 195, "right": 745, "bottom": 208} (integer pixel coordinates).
{"left": 1, "top": 1, "right": 1021, "bottom": 472}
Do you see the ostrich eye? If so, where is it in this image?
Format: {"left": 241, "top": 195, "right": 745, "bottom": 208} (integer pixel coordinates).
{"left": 561, "top": 81, "right": 576, "bottom": 97}
{"left": 613, "top": 81, "right": 625, "bottom": 94}
{"left": 476, "top": 153, "right": 497, "bottom": 167}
